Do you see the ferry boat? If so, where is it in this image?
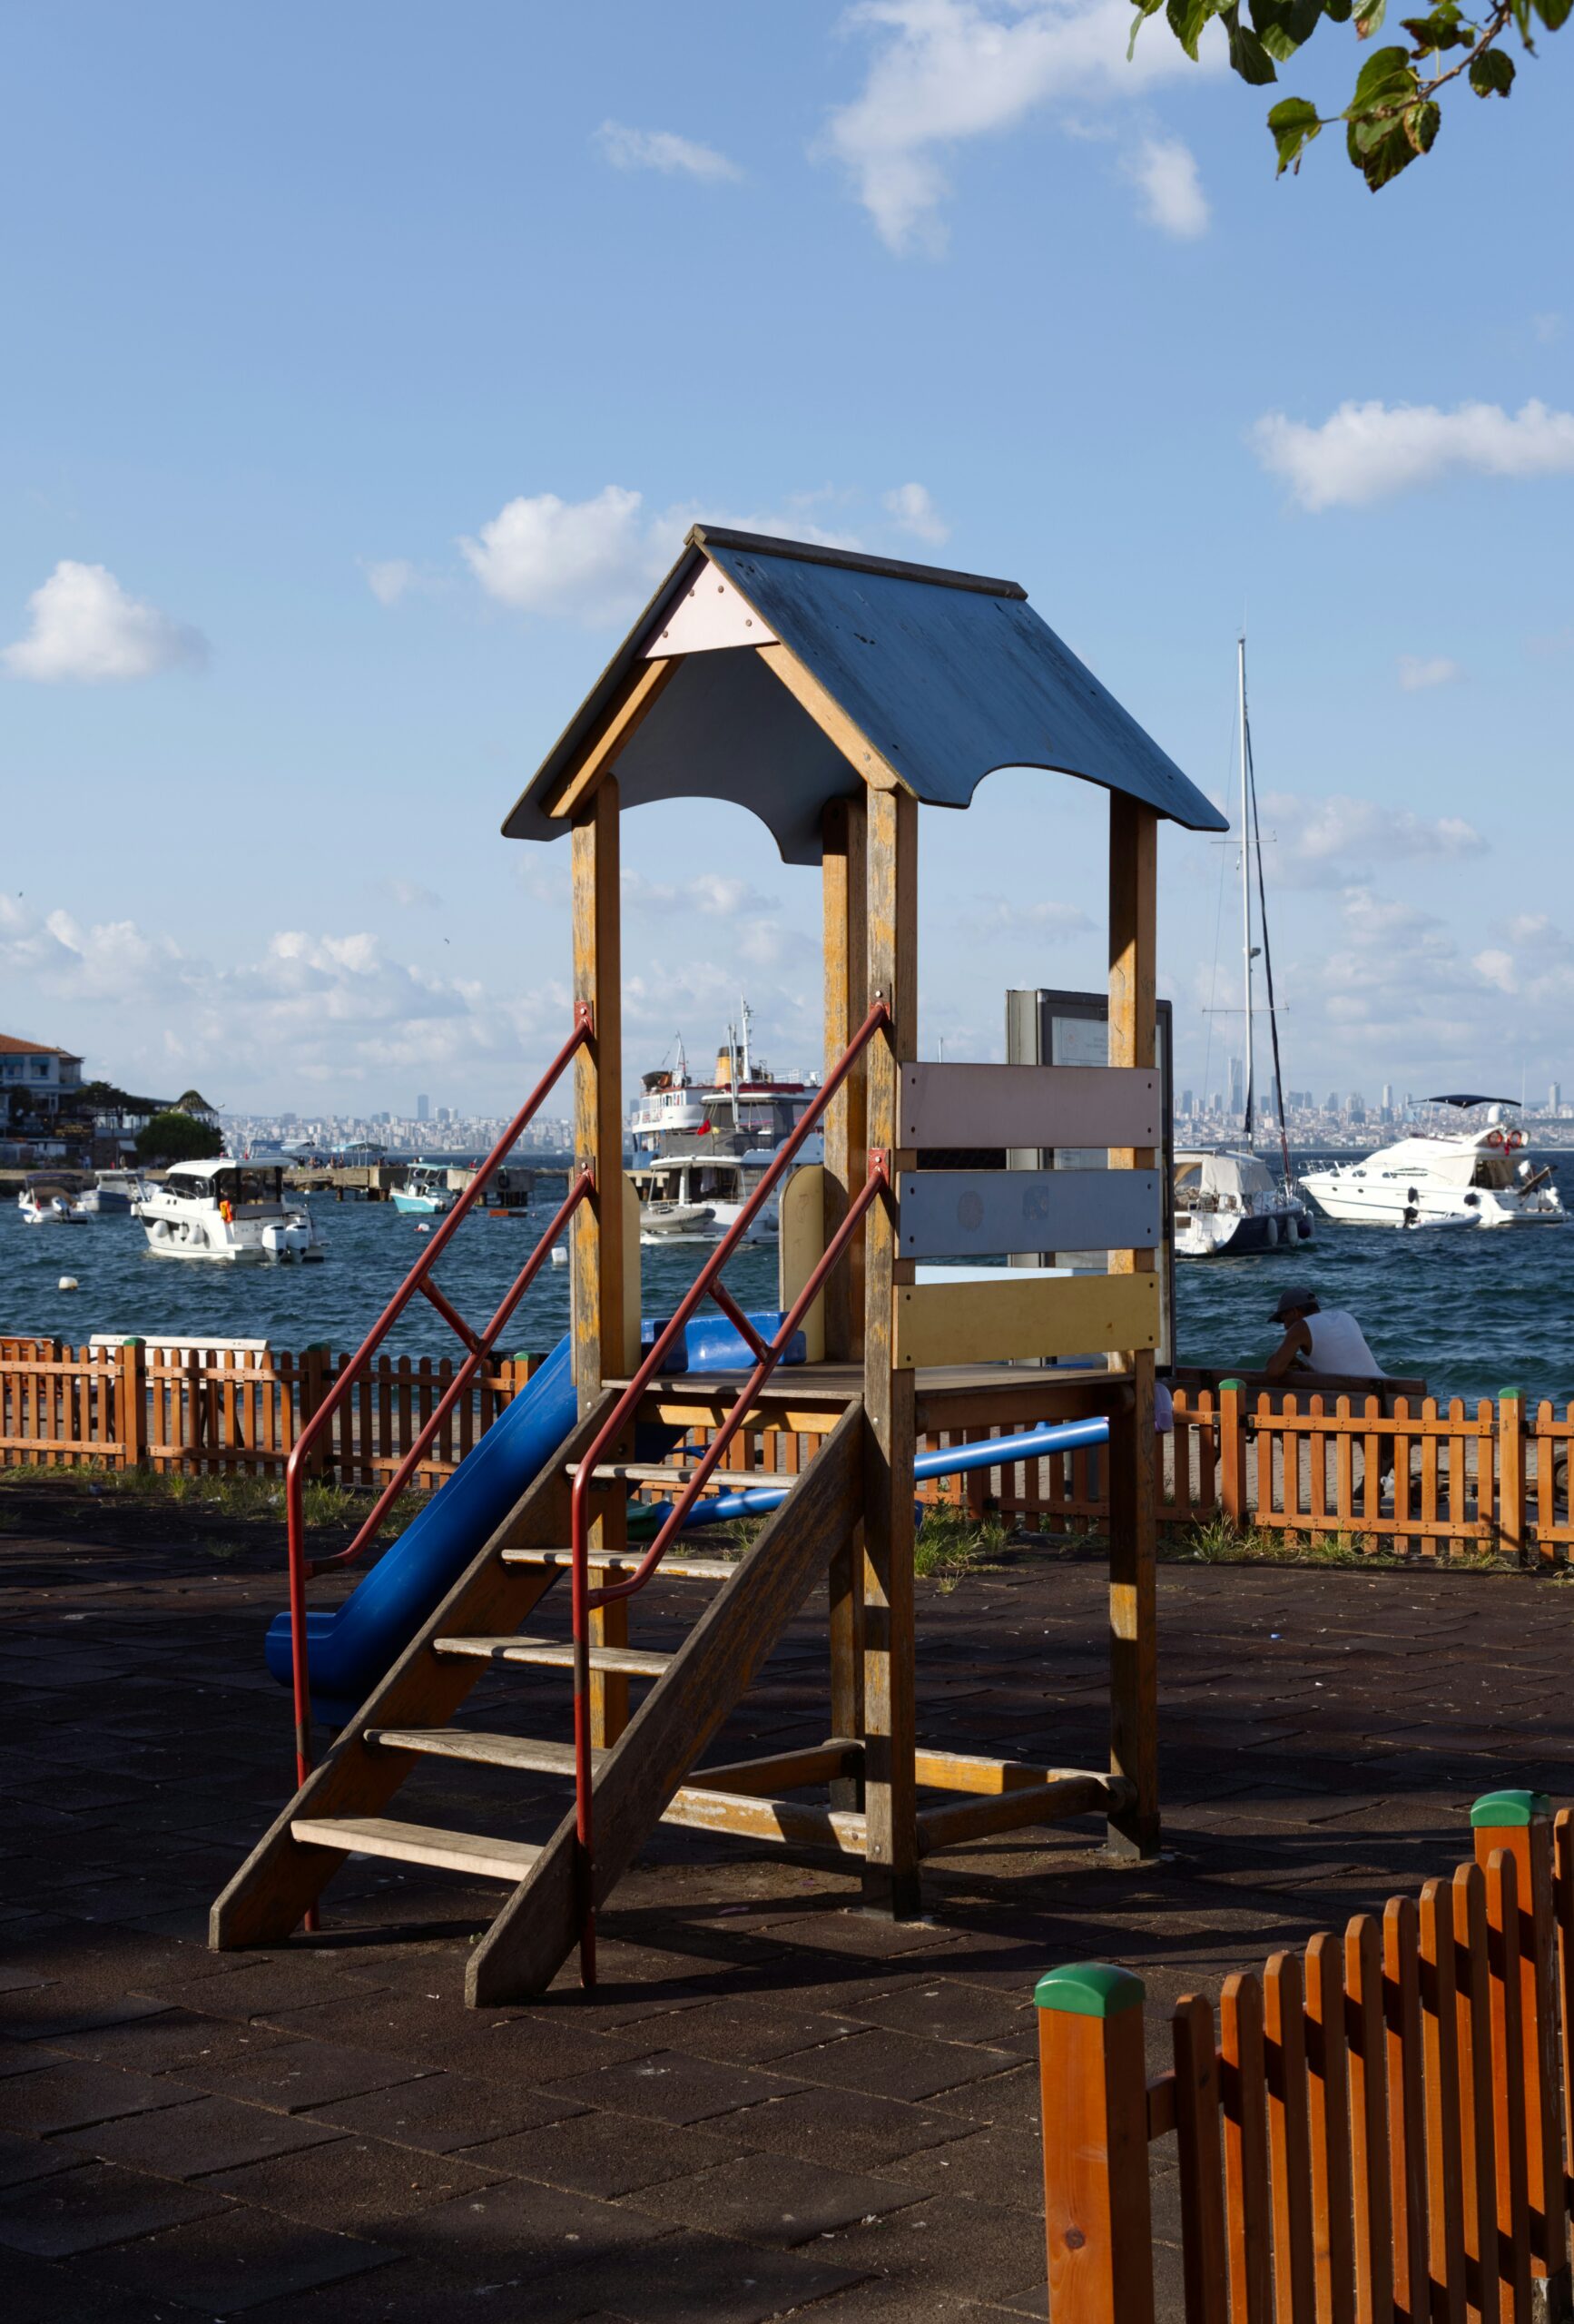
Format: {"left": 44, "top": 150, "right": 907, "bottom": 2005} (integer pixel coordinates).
{"left": 391, "top": 1163, "right": 457, "bottom": 1216}
{"left": 629, "top": 1002, "right": 816, "bottom": 1239}
{"left": 1173, "top": 1148, "right": 1315, "bottom": 1257}
{"left": 138, "top": 1159, "right": 326, "bottom": 1261}
{"left": 1300, "top": 1098, "right": 1566, "bottom": 1229}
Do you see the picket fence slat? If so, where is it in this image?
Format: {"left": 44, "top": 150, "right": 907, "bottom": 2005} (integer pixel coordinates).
{"left": 1265, "top": 1951, "right": 1317, "bottom": 2322}
{"left": 1420, "top": 1876, "right": 1468, "bottom": 2322}
{"left": 1171, "top": 1995, "right": 1228, "bottom": 2324}
{"left": 1343, "top": 1916, "right": 1392, "bottom": 2324}
{"left": 1305, "top": 1930, "right": 1355, "bottom": 2323}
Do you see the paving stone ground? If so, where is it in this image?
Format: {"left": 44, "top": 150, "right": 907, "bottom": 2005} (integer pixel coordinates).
{"left": 2, "top": 1496, "right": 1570, "bottom": 2320}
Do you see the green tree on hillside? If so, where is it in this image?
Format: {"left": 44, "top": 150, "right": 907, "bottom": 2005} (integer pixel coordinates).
{"left": 1131, "top": 0, "right": 1566, "bottom": 187}
{"left": 135, "top": 1109, "right": 224, "bottom": 1164}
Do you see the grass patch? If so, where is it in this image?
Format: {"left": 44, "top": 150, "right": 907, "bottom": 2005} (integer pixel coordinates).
{"left": 914, "top": 1500, "right": 1008, "bottom": 1591}
{"left": 1160, "top": 1513, "right": 1521, "bottom": 1571}
{"left": 0, "top": 1459, "right": 425, "bottom": 1534}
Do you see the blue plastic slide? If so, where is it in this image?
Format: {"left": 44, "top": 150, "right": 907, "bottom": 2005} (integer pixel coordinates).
{"left": 267, "top": 1312, "right": 801, "bottom": 1722}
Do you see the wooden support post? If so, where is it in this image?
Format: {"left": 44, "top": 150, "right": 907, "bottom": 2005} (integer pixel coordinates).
{"left": 1036, "top": 1963, "right": 1156, "bottom": 2324}
{"left": 1107, "top": 795, "right": 1159, "bottom": 1860}
{"left": 822, "top": 795, "right": 868, "bottom": 1807}
{"left": 861, "top": 783, "right": 919, "bottom": 1916}
{"left": 116, "top": 1337, "right": 146, "bottom": 1472}
{"left": 1500, "top": 1388, "right": 1527, "bottom": 1567}
{"left": 572, "top": 778, "right": 630, "bottom": 1746}
{"left": 1472, "top": 1788, "right": 1569, "bottom": 2312}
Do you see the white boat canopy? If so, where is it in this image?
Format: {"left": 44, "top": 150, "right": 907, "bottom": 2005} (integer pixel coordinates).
{"left": 1175, "top": 1151, "right": 1276, "bottom": 1200}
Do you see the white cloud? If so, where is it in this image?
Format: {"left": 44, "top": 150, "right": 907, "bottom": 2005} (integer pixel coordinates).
{"left": 1397, "top": 655, "right": 1463, "bottom": 692}
{"left": 822, "top": 0, "right": 1214, "bottom": 254}
{"left": 1126, "top": 133, "right": 1208, "bottom": 240}
{"left": 622, "top": 870, "right": 777, "bottom": 919}
{"left": 460, "top": 486, "right": 862, "bottom": 628}
{"left": 883, "top": 481, "right": 950, "bottom": 544}
{"left": 1262, "top": 791, "right": 1482, "bottom": 889}
{"left": 380, "top": 878, "right": 442, "bottom": 911}
{"left": 461, "top": 486, "right": 659, "bottom": 625}
{"left": 3, "top": 560, "right": 207, "bottom": 683}
{"left": 595, "top": 121, "right": 743, "bottom": 182}
{"left": 964, "top": 895, "right": 1094, "bottom": 938}
{"left": 360, "top": 557, "right": 418, "bottom": 606}
{"left": 1253, "top": 398, "right": 1574, "bottom": 513}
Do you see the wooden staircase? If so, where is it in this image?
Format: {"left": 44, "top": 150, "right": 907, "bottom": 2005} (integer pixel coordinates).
{"left": 212, "top": 1395, "right": 865, "bottom": 2004}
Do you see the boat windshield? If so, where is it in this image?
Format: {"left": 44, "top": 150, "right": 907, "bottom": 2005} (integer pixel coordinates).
{"left": 216, "top": 1168, "right": 284, "bottom": 1206}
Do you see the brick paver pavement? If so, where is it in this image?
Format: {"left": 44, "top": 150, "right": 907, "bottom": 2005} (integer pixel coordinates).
{"left": 2, "top": 1496, "right": 1569, "bottom": 2319}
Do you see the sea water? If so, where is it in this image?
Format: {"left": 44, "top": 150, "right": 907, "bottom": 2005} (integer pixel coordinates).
{"left": 5, "top": 1157, "right": 1569, "bottom": 1407}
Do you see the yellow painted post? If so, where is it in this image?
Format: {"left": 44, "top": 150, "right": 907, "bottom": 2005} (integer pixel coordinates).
{"left": 1037, "top": 1964, "right": 1156, "bottom": 2324}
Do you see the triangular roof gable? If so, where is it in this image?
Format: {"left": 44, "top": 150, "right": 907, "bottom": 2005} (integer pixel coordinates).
{"left": 503, "top": 527, "right": 1225, "bottom": 865}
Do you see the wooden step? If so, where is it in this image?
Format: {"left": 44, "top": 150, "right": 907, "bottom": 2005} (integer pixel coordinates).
{"left": 290, "top": 1816, "right": 541, "bottom": 1884}
{"left": 501, "top": 1548, "right": 739, "bottom": 1582}
{"left": 432, "top": 1635, "right": 674, "bottom": 1678}
{"left": 568, "top": 1460, "right": 704, "bottom": 1483}
{"left": 367, "top": 1728, "right": 603, "bottom": 1776}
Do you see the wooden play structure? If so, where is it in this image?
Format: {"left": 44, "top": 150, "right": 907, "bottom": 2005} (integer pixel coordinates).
{"left": 211, "top": 527, "right": 1225, "bottom": 2004}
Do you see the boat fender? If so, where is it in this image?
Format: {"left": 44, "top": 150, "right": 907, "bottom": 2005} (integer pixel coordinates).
{"left": 58, "top": 1275, "right": 78, "bottom": 1292}
{"left": 1264, "top": 1216, "right": 1279, "bottom": 1247}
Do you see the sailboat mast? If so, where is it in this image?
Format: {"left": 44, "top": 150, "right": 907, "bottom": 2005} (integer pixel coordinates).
{"left": 1238, "top": 636, "right": 1255, "bottom": 1148}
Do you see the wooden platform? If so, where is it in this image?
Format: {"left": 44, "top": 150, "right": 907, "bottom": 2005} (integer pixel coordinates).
{"left": 619, "top": 1360, "right": 1134, "bottom": 1435}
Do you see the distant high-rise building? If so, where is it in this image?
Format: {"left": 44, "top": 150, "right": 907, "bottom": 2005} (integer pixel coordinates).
{"left": 1208, "top": 1091, "right": 1222, "bottom": 1115}
{"left": 1228, "top": 1057, "right": 1244, "bottom": 1115}
{"left": 1325, "top": 1091, "right": 1339, "bottom": 1115}
{"left": 1180, "top": 1088, "right": 1194, "bottom": 1118}
{"left": 417, "top": 1094, "right": 429, "bottom": 1122}
{"left": 1381, "top": 1082, "right": 1394, "bottom": 1120}
{"left": 438, "top": 1106, "right": 451, "bottom": 1125}
{"left": 1551, "top": 1081, "right": 1562, "bottom": 1113}
{"left": 1347, "top": 1092, "right": 1365, "bottom": 1122}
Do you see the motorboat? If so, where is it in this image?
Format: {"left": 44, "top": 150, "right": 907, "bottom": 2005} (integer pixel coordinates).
{"left": 1173, "top": 1148, "right": 1315, "bottom": 1257}
{"left": 1300, "top": 1098, "right": 1565, "bottom": 1229}
{"left": 630, "top": 1152, "right": 782, "bottom": 1241}
{"left": 18, "top": 1175, "right": 90, "bottom": 1225}
{"left": 80, "top": 1168, "right": 151, "bottom": 1215}
{"left": 138, "top": 1159, "right": 326, "bottom": 1260}
{"left": 391, "top": 1163, "right": 457, "bottom": 1216}
{"left": 639, "top": 1199, "right": 717, "bottom": 1243}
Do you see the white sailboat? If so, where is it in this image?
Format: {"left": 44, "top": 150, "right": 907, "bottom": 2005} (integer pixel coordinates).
{"left": 1175, "top": 639, "right": 1315, "bottom": 1260}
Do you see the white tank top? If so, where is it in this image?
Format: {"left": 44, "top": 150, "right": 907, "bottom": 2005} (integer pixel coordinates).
{"left": 1303, "top": 1308, "right": 1382, "bottom": 1377}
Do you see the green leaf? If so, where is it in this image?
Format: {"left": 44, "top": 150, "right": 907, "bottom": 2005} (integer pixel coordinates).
{"left": 1268, "top": 93, "right": 1324, "bottom": 170}
{"left": 1126, "top": 0, "right": 1166, "bottom": 61}
{"left": 1399, "top": 4, "right": 1472, "bottom": 48}
{"left": 1347, "top": 92, "right": 1438, "bottom": 184}
{"left": 1469, "top": 44, "right": 1516, "bottom": 87}
{"left": 1353, "top": 0, "right": 1387, "bottom": 33}
{"left": 1350, "top": 39, "right": 1416, "bottom": 101}
{"left": 1324, "top": 0, "right": 1354, "bottom": 17}
{"left": 1223, "top": 3, "right": 1282, "bottom": 77}
{"left": 1250, "top": 0, "right": 1325, "bottom": 57}
{"left": 1166, "top": 0, "right": 1219, "bottom": 59}
{"left": 1533, "top": 0, "right": 1571, "bottom": 27}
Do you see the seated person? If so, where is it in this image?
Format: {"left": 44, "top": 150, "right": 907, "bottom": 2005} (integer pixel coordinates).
{"left": 1263, "top": 1286, "right": 1382, "bottom": 1380}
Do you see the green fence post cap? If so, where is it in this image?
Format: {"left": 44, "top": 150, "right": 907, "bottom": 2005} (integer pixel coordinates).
{"left": 1471, "top": 1787, "right": 1550, "bottom": 1828}
{"left": 1219, "top": 1378, "right": 1246, "bottom": 1391}
{"left": 1500, "top": 1386, "right": 1524, "bottom": 1401}
{"left": 119, "top": 1337, "right": 144, "bottom": 1347}
{"left": 1034, "top": 1962, "right": 1146, "bottom": 2017}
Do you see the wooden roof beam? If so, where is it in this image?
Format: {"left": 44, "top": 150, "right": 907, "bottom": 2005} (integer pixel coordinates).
{"left": 542, "top": 656, "right": 680, "bottom": 822}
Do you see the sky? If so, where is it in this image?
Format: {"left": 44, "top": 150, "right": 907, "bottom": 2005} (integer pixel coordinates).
{"left": 4, "top": 2, "right": 1569, "bottom": 1118}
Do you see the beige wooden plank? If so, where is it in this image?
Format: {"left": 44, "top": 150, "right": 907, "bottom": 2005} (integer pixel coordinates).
{"left": 433, "top": 1635, "right": 672, "bottom": 1678}
{"left": 660, "top": 1787, "right": 868, "bottom": 1854}
{"left": 291, "top": 1816, "right": 541, "bottom": 1884}
{"left": 899, "top": 1060, "right": 1160, "bottom": 1150}
{"left": 893, "top": 1269, "right": 1159, "bottom": 1370}
{"left": 916, "top": 1774, "right": 1124, "bottom": 1853}
{"left": 367, "top": 1729, "right": 599, "bottom": 1777}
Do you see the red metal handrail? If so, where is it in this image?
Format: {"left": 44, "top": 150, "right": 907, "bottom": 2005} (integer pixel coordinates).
{"left": 567, "top": 996, "right": 892, "bottom": 1985}
{"left": 283, "top": 1006, "right": 593, "bottom": 1804}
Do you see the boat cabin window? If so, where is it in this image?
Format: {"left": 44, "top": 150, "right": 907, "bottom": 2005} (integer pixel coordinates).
{"left": 165, "top": 1175, "right": 208, "bottom": 1202}
{"left": 1471, "top": 1155, "right": 1519, "bottom": 1190}
{"left": 214, "top": 1168, "right": 283, "bottom": 1206}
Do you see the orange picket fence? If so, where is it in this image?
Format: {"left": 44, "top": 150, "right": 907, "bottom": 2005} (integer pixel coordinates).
{"left": 1038, "top": 1790, "right": 1572, "bottom": 2323}
{"left": 6, "top": 1336, "right": 1574, "bottom": 1563}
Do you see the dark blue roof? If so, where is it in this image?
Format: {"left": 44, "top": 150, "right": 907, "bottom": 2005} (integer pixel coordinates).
{"left": 504, "top": 527, "right": 1225, "bottom": 863}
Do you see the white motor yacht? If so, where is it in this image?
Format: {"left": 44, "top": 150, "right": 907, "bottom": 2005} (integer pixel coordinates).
{"left": 138, "top": 1159, "right": 326, "bottom": 1260}
{"left": 1173, "top": 1148, "right": 1315, "bottom": 1258}
{"left": 639, "top": 1199, "right": 717, "bottom": 1243}
{"left": 1300, "top": 1098, "right": 1565, "bottom": 1229}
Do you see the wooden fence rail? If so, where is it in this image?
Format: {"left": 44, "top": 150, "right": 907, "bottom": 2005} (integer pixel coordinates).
{"left": 1038, "top": 1789, "right": 1572, "bottom": 2323}
{"left": 5, "top": 1338, "right": 1574, "bottom": 1563}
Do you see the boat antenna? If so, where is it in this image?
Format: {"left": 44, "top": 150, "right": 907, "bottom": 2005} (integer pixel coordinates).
{"left": 1243, "top": 646, "right": 1296, "bottom": 1196}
